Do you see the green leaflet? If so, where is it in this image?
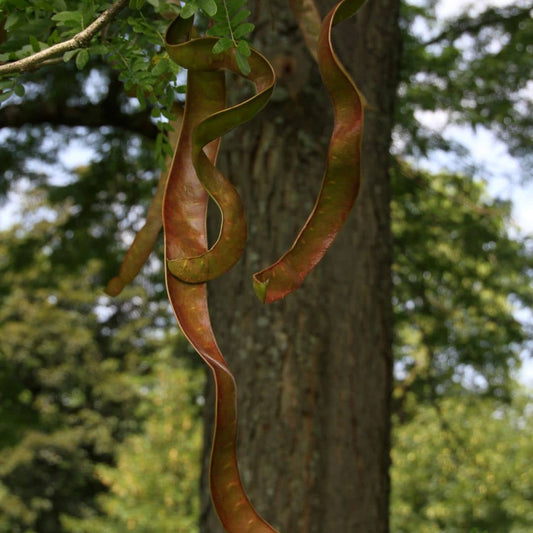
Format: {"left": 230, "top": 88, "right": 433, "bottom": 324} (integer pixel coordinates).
{"left": 207, "top": 0, "right": 254, "bottom": 74}
{"left": 253, "top": 0, "right": 366, "bottom": 304}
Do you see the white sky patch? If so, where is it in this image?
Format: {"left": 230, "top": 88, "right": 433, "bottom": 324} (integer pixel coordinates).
{"left": 0, "top": 191, "right": 20, "bottom": 230}
{"left": 437, "top": 0, "right": 528, "bottom": 19}
{"left": 513, "top": 191, "right": 533, "bottom": 235}
{"left": 59, "top": 141, "right": 96, "bottom": 172}
{"left": 414, "top": 111, "right": 532, "bottom": 236}
{"left": 520, "top": 356, "right": 533, "bottom": 389}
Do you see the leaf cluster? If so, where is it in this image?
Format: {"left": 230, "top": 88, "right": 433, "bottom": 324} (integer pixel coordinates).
{"left": 398, "top": 1, "right": 533, "bottom": 174}
{"left": 207, "top": 0, "right": 254, "bottom": 74}
{"left": 63, "top": 363, "right": 204, "bottom": 532}
{"left": 0, "top": 214, "right": 187, "bottom": 531}
{"left": 0, "top": 0, "right": 100, "bottom": 101}
{"left": 392, "top": 161, "right": 533, "bottom": 409}
{"left": 177, "top": 0, "right": 254, "bottom": 74}
{"left": 391, "top": 394, "right": 533, "bottom": 532}
{"left": 0, "top": 0, "right": 183, "bottom": 159}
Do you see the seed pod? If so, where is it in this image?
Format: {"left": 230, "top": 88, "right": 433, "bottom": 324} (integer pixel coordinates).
{"left": 166, "top": 19, "right": 275, "bottom": 284}
{"left": 253, "top": 0, "right": 366, "bottom": 304}
{"left": 163, "top": 16, "right": 278, "bottom": 533}
{"left": 105, "top": 105, "right": 182, "bottom": 297}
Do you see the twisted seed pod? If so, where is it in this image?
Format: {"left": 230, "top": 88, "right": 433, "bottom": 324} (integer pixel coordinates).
{"left": 253, "top": 0, "right": 366, "bottom": 304}
{"left": 163, "top": 17, "right": 278, "bottom": 533}
{"left": 164, "top": 0, "right": 365, "bottom": 527}
{"left": 165, "top": 18, "right": 275, "bottom": 283}
{"left": 104, "top": 106, "right": 182, "bottom": 297}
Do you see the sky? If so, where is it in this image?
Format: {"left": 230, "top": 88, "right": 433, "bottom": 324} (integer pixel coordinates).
{"left": 0, "top": 0, "right": 532, "bottom": 384}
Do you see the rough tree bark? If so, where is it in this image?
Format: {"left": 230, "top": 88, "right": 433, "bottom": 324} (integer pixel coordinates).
{"left": 201, "top": 0, "right": 401, "bottom": 531}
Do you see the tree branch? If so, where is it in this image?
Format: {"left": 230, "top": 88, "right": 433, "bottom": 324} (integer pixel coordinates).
{"left": 0, "top": 0, "right": 129, "bottom": 76}
{"left": 422, "top": 5, "right": 532, "bottom": 47}
{"left": 0, "top": 100, "right": 158, "bottom": 139}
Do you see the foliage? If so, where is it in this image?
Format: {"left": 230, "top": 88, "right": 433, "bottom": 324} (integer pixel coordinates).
{"left": 392, "top": 163, "right": 533, "bottom": 410}
{"left": 0, "top": 205, "right": 184, "bottom": 532}
{"left": 1, "top": 0, "right": 179, "bottom": 111}
{"left": 0, "top": 0, "right": 256, "bottom": 99}
{"left": 391, "top": 393, "right": 533, "bottom": 532}
{"left": 206, "top": 0, "right": 254, "bottom": 74}
{"left": 62, "top": 363, "right": 204, "bottom": 533}
{"left": 397, "top": 0, "right": 533, "bottom": 173}
{"left": 0, "top": 0, "right": 256, "bottom": 160}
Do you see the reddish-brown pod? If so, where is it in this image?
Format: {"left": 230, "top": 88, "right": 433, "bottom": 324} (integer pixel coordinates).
{"left": 165, "top": 22, "right": 274, "bottom": 284}
{"left": 163, "top": 16, "right": 278, "bottom": 533}
{"left": 105, "top": 106, "right": 182, "bottom": 297}
{"left": 253, "top": 0, "right": 366, "bottom": 304}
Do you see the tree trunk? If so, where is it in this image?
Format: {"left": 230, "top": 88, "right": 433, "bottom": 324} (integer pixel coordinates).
{"left": 201, "top": 0, "right": 401, "bottom": 531}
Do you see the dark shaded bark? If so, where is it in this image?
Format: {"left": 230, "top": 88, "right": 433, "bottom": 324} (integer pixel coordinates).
{"left": 0, "top": 101, "right": 157, "bottom": 138}
{"left": 200, "top": 1, "right": 401, "bottom": 531}
{"left": 0, "top": 74, "right": 157, "bottom": 138}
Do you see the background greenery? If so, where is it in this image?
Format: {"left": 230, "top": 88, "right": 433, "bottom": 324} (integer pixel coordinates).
{"left": 0, "top": 0, "right": 531, "bottom": 531}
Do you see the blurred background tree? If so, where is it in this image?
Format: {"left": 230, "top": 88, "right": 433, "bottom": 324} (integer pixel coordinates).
{"left": 391, "top": 393, "right": 533, "bottom": 532}
{"left": 0, "top": 198, "right": 187, "bottom": 531}
{"left": 61, "top": 363, "right": 204, "bottom": 533}
{"left": 0, "top": 0, "right": 532, "bottom": 531}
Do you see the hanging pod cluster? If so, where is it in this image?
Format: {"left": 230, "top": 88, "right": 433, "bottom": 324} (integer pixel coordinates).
{"left": 106, "top": 0, "right": 365, "bottom": 530}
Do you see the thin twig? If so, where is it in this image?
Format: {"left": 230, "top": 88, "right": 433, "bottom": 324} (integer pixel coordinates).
{"left": 0, "top": 0, "right": 129, "bottom": 76}
{"left": 421, "top": 5, "right": 531, "bottom": 47}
